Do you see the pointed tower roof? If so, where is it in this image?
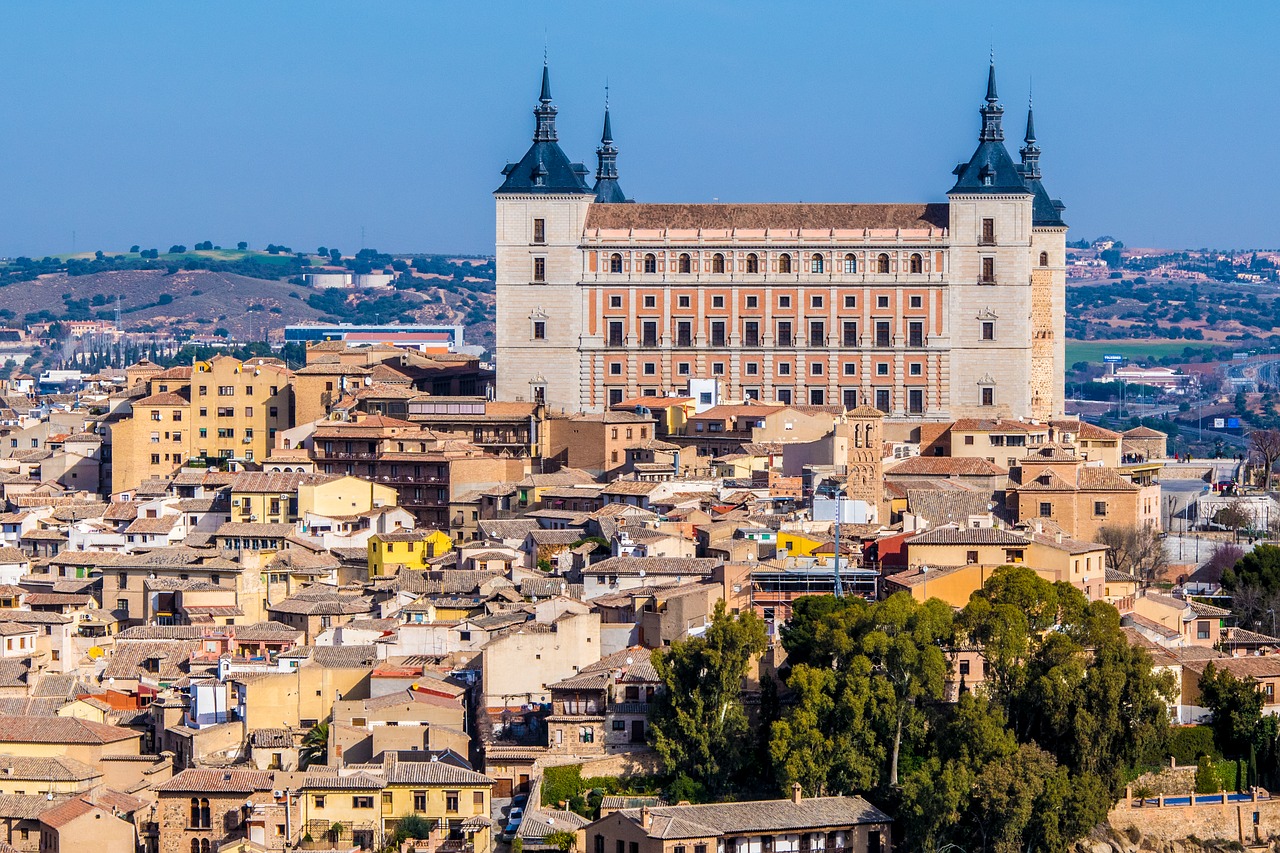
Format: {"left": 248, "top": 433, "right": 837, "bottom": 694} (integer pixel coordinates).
{"left": 948, "top": 59, "right": 1032, "bottom": 196}
{"left": 1017, "top": 97, "right": 1067, "bottom": 227}
{"left": 593, "top": 95, "right": 629, "bottom": 204}
{"left": 496, "top": 64, "right": 593, "bottom": 196}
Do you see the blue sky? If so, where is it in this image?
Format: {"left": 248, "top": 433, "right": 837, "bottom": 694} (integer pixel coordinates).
{"left": 0, "top": 1, "right": 1274, "bottom": 256}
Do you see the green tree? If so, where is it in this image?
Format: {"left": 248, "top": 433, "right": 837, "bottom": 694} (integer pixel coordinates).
{"left": 648, "top": 600, "right": 766, "bottom": 795}
{"left": 544, "top": 831, "right": 577, "bottom": 853}
{"left": 300, "top": 721, "right": 329, "bottom": 768}
{"left": 1199, "top": 661, "right": 1263, "bottom": 789}
{"left": 1195, "top": 756, "right": 1222, "bottom": 793}
{"left": 1223, "top": 543, "right": 1280, "bottom": 594}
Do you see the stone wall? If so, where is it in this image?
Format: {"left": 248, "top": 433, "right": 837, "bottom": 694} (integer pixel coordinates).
{"left": 1109, "top": 794, "right": 1280, "bottom": 846}
{"left": 1129, "top": 765, "right": 1197, "bottom": 796}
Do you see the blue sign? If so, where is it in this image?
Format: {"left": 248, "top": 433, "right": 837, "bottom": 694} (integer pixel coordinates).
{"left": 1103, "top": 354, "right": 1124, "bottom": 363}
{"left": 1227, "top": 417, "right": 1241, "bottom": 429}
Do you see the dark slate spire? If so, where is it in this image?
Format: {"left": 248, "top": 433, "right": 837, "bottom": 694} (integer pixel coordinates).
{"left": 496, "top": 63, "right": 593, "bottom": 196}
{"left": 593, "top": 88, "right": 629, "bottom": 203}
{"left": 533, "top": 62, "right": 558, "bottom": 143}
{"left": 979, "top": 59, "right": 1004, "bottom": 142}
{"left": 1015, "top": 93, "right": 1066, "bottom": 227}
{"left": 1020, "top": 96, "right": 1041, "bottom": 181}
{"left": 948, "top": 58, "right": 1031, "bottom": 196}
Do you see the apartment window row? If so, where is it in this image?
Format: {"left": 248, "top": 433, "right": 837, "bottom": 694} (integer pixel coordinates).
{"left": 602, "top": 291, "right": 929, "bottom": 312}
{"left": 605, "top": 384, "right": 925, "bottom": 414}
{"left": 601, "top": 250, "right": 933, "bottom": 276}
{"left": 605, "top": 319, "right": 925, "bottom": 348}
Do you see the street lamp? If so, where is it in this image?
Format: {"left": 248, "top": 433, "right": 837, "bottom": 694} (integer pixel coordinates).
{"left": 832, "top": 487, "right": 845, "bottom": 598}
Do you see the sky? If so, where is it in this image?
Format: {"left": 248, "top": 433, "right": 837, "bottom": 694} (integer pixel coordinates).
{"left": 0, "top": 1, "right": 1275, "bottom": 257}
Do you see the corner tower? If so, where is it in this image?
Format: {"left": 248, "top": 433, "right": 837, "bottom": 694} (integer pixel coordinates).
{"left": 946, "top": 60, "right": 1037, "bottom": 419}
{"left": 592, "top": 100, "right": 628, "bottom": 204}
{"left": 1018, "top": 97, "right": 1069, "bottom": 418}
{"left": 494, "top": 63, "right": 596, "bottom": 411}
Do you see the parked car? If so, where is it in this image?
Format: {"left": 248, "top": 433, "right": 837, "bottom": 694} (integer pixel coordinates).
{"left": 505, "top": 806, "right": 524, "bottom": 835}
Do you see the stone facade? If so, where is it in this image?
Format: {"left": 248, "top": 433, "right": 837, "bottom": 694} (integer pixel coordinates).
{"left": 495, "top": 64, "right": 1066, "bottom": 424}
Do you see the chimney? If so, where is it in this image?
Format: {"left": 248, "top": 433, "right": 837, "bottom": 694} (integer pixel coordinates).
{"left": 640, "top": 806, "right": 651, "bottom": 829}
{"left": 791, "top": 783, "right": 802, "bottom": 804}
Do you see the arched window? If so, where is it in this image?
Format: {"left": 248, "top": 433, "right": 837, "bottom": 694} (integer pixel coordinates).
{"left": 191, "top": 840, "right": 201, "bottom": 853}
{"left": 678, "top": 253, "right": 691, "bottom": 274}
{"left": 643, "top": 253, "right": 657, "bottom": 274}
{"left": 811, "top": 254, "right": 824, "bottom": 274}
{"left": 1039, "top": 251, "right": 1049, "bottom": 267}
{"left": 877, "top": 253, "right": 890, "bottom": 274}
{"left": 190, "top": 799, "right": 201, "bottom": 828}
{"left": 843, "top": 253, "right": 857, "bottom": 274}
{"left": 746, "top": 253, "right": 759, "bottom": 274}
{"left": 712, "top": 253, "right": 725, "bottom": 274}
{"left": 201, "top": 841, "right": 211, "bottom": 853}
{"left": 778, "top": 254, "right": 792, "bottom": 274}
{"left": 909, "top": 253, "right": 923, "bottom": 274}
{"left": 199, "top": 799, "right": 210, "bottom": 829}
{"left": 609, "top": 253, "right": 623, "bottom": 273}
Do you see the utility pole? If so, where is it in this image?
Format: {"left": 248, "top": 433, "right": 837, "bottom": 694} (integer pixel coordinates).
{"left": 832, "top": 488, "right": 844, "bottom": 598}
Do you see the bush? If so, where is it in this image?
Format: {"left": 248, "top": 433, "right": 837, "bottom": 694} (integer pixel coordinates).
{"left": 1170, "top": 725, "right": 1219, "bottom": 765}
{"left": 541, "top": 764, "right": 584, "bottom": 808}
{"left": 1196, "top": 756, "right": 1222, "bottom": 793}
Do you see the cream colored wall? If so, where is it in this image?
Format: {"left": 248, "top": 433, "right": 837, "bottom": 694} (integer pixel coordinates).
{"left": 481, "top": 612, "right": 601, "bottom": 706}
{"left": 302, "top": 477, "right": 398, "bottom": 517}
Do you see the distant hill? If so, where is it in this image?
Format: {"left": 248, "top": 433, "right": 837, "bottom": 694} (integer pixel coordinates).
{"left": 3, "top": 269, "right": 329, "bottom": 340}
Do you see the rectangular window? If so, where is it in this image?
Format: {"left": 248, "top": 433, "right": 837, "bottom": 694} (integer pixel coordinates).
{"left": 1197, "top": 621, "right": 1210, "bottom": 640}
{"left": 608, "top": 321, "right": 624, "bottom": 347}
{"left": 745, "top": 295, "right": 758, "bottom": 309}
{"left": 908, "top": 321, "right": 924, "bottom": 347}
{"left": 910, "top": 295, "right": 923, "bottom": 308}
{"left": 981, "top": 257, "right": 995, "bottom": 283}
{"left": 533, "top": 218, "right": 545, "bottom": 243}
{"left": 875, "top": 388, "right": 891, "bottom": 412}
{"left": 981, "top": 386, "right": 994, "bottom": 406}
{"left": 809, "top": 388, "right": 825, "bottom": 405}
{"left": 777, "top": 321, "right": 793, "bottom": 347}
{"left": 1094, "top": 501, "right": 1108, "bottom": 516}
{"left": 842, "top": 388, "right": 857, "bottom": 409}
{"left": 778, "top": 295, "right": 791, "bottom": 308}
{"left": 843, "top": 362, "right": 856, "bottom": 376}
{"left": 777, "top": 362, "right": 791, "bottom": 376}
{"left": 445, "top": 791, "right": 459, "bottom": 813}
{"left": 810, "top": 294, "right": 823, "bottom": 308}
{"left": 678, "top": 295, "right": 691, "bottom": 308}
{"left": 643, "top": 363, "right": 656, "bottom": 376}
{"left": 981, "top": 321, "right": 995, "bottom": 340}
{"left": 909, "top": 362, "right": 922, "bottom": 376}
{"left": 776, "top": 388, "right": 792, "bottom": 405}
{"left": 844, "top": 294, "right": 857, "bottom": 309}
{"left": 218, "top": 386, "right": 234, "bottom": 396}
{"left": 810, "top": 361, "right": 823, "bottom": 376}
{"left": 642, "top": 321, "right": 658, "bottom": 347}
{"left": 842, "top": 321, "right": 858, "bottom": 347}
{"left": 1039, "top": 502, "right": 1053, "bottom": 517}
{"left": 352, "top": 796, "right": 373, "bottom": 809}
{"left": 677, "top": 362, "right": 690, "bottom": 376}
{"left": 981, "top": 217, "right": 995, "bottom": 244}
{"left": 610, "top": 295, "right": 623, "bottom": 308}
{"left": 710, "top": 321, "right": 726, "bottom": 347}
{"left": 711, "top": 295, "right": 725, "bottom": 308}
{"left": 876, "top": 362, "right": 889, "bottom": 376}
{"left": 533, "top": 321, "right": 546, "bottom": 340}
{"left": 643, "top": 295, "right": 656, "bottom": 308}
{"left": 808, "top": 320, "right": 824, "bottom": 347}
{"left": 876, "top": 294, "right": 890, "bottom": 308}
{"left": 743, "top": 320, "right": 760, "bottom": 348}
{"left": 676, "top": 321, "right": 692, "bottom": 347}
{"left": 745, "top": 362, "right": 759, "bottom": 376}
{"left": 908, "top": 388, "right": 924, "bottom": 414}
{"left": 711, "top": 362, "right": 725, "bottom": 376}
{"left": 533, "top": 256, "right": 546, "bottom": 282}
{"left": 875, "top": 321, "right": 891, "bottom": 347}
{"left": 965, "top": 551, "right": 979, "bottom": 565}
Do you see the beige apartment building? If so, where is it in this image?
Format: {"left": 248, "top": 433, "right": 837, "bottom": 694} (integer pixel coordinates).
{"left": 110, "top": 355, "right": 295, "bottom": 493}
{"left": 495, "top": 62, "right": 1066, "bottom": 429}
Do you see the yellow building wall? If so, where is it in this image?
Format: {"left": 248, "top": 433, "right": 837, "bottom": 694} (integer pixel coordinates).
{"left": 777, "top": 531, "right": 824, "bottom": 557}
{"left": 189, "top": 357, "right": 293, "bottom": 466}
{"left": 368, "top": 531, "right": 453, "bottom": 577}
{"left": 301, "top": 477, "right": 398, "bottom": 517}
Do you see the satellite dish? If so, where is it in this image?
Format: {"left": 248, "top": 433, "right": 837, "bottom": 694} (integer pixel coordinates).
{"left": 638, "top": 569, "right": 646, "bottom": 578}
{"left": 625, "top": 657, "right": 633, "bottom": 666}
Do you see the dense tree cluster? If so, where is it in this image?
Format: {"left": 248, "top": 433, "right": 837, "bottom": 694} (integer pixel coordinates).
{"left": 649, "top": 568, "right": 1175, "bottom": 853}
